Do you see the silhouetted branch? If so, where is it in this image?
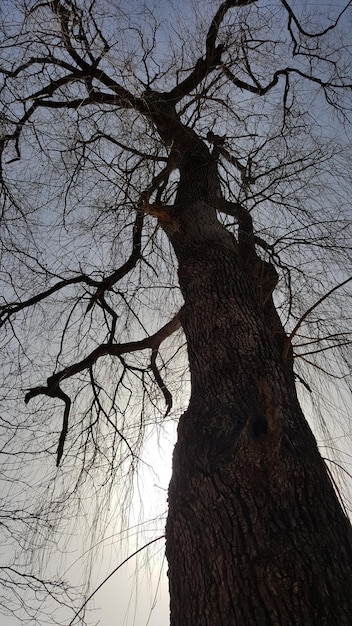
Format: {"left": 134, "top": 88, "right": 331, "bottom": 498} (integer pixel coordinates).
{"left": 283, "top": 276, "right": 352, "bottom": 361}
{"left": 68, "top": 535, "right": 165, "bottom": 626}
{"left": 24, "top": 311, "right": 182, "bottom": 463}
{"left": 168, "top": 0, "right": 257, "bottom": 102}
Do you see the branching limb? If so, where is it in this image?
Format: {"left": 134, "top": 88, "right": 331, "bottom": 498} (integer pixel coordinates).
{"left": 139, "top": 157, "right": 177, "bottom": 205}
{"left": 222, "top": 65, "right": 352, "bottom": 100}
{"left": 283, "top": 276, "right": 352, "bottom": 362}
{"left": 168, "top": 0, "right": 257, "bottom": 102}
{"left": 86, "top": 210, "right": 144, "bottom": 311}
{"left": 151, "top": 348, "right": 173, "bottom": 417}
{"left": 23, "top": 379, "right": 71, "bottom": 467}
{"left": 0, "top": 4, "right": 149, "bottom": 165}
{"left": 1, "top": 213, "right": 143, "bottom": 325}
{"left": 208, "top": 134, "right": 256, "bottom": 194}
{"left": 0, "top": 274, "right": 100, "bottom": 328}
{"left": 24, "top": 311, "right": 182, "bottom": 464}
{"left": 24, "top": 310, "right": 182, "bottom": 396}
{"left": 217, "top": 197, "right": 276, "bottom": 258}
{"left": 84, "top": 159, "right": 178, "bottom": 310}
{"left": 215, "top": 198, "right": 255, "bottom": 259}
{"left": 281, "top": 0, "right": 352, "bottom": 40}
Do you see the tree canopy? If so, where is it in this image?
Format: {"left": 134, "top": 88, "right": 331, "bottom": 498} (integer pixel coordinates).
{"left": 0, "top": 0, "right": 352, "bottom": 623}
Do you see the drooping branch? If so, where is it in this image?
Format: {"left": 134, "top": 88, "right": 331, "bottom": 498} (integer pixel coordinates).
{"left": 67, "top": 535, "right": 165, "bottom": 626}
{"left": 89, "top": 367, "right": 136, "bottom": 458}
{"left": 283, "top": 276, "right": 352, "bottom": 362}
{"left": 25, "top": 312, "right": 181, "bottom": 400}
{"left": 55, "top": 391, "right": 71, "bottom": 467}
{"left": 24, "top": 310, "right": 182, "bottom": 465}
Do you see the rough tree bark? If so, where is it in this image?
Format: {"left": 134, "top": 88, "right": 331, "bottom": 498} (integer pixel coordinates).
{"left": 145, "top": 107, "right": 352, "bottom": 624}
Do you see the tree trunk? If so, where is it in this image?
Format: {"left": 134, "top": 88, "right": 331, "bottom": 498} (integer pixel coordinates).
{"left": 164, "top": 168, "right": 352, "bottom": 623}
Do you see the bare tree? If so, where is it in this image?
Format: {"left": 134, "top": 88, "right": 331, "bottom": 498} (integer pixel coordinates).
{"left": 1, "top": 0, "right": 352, "bottom": 623}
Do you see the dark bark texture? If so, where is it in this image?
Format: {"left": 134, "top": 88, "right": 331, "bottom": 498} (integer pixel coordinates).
{"left": 161, "top": 134, "right": 352, "bottom": 624}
